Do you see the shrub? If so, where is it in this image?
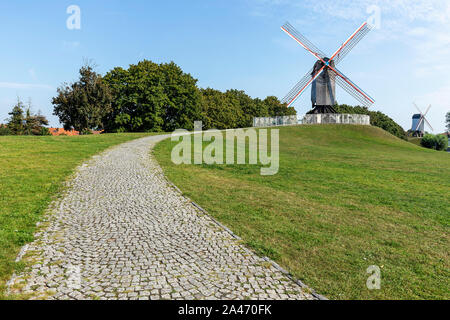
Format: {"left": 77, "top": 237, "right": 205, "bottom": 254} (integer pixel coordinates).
{"left": 38, "top": 127, "right": 52, "bottom": 136}
{"left": 421, "top": 134, "right": 448, "bottom": 151}
{"left": 0, "top": 125, "right": 12, "bottom": 136}
{"left": 435, "top": 135, "right": 448, "bottom": 151}
{"left": 81, "top": 128, "right": 93, "bottom": 135}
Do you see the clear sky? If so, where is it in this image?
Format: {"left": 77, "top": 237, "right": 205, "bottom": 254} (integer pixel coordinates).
{"left": 1, "top": 0, "right": 449, "bottom": 132}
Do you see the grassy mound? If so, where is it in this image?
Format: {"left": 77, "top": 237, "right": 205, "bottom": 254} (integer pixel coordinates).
{"left": 0, "top": 133, "right": 153, "bottom": 298}
{"left": 153, "top": 125, "right": 449, "bottom": 300}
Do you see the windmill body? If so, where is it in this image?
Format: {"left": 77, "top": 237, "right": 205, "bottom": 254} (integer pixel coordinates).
{"left": 411, "top": 114, "right": 425, "bottom": 134}
{"left": 409, "top": 103, "right": 433, "bottom": 137}
{"left": 311, "top": 59, "right": 337, "bottom": 114}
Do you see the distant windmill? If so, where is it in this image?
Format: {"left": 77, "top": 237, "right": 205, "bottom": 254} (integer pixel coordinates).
{"left": 281, "top": 21, "right": 375, "bottom": 114}
{"left": 411, "top": 103, "right": 433, "bottom": 137}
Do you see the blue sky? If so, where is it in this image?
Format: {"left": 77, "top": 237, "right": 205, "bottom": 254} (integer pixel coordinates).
{"left": 0, "top": 0, "right": 449, "bottom": 132}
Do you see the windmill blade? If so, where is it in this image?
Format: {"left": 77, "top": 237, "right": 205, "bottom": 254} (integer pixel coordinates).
{"left": 281, "top": 22, "right": 327, "bottom": 61}
{"left": 423, "top": 104, "right": 432, "bottom": 117}
{"left": 330, "top": 22, "right": 373, "bottom": 65}
{"left": 282, "top": 65, "right": 326, "bottom": 107}
{"left": 423, "top": 117, "right": 434, "bottom": 132}
{"left": 331, "top": 67, "right": 375, "bottom": 108}
{"left": 413, "top": 102, "right": 423, "bottom": 115}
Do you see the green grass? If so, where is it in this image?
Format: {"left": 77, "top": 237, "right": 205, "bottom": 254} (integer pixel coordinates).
{"left": 153, "top": 125, "right": 450, "bottom": 300}
{"left": 0, "top": 133, "right": 154, "bottom": 298}
{"left": 407, "top": 137, "right": 422, "bottom": 147}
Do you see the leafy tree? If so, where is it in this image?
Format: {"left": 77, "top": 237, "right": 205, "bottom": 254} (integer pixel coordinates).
{"left": 200, "top": 90, "right": 297, "bottom": 130}
{"left": 6, "top": 99, "right": 25, "bottom": 135}
{"left": 23, "top": 107, "right": 33, "bottom": 135}
{"left": 26, "top": 111, "right": 49, "bottom": 136}
{"left": 200, "top": 88, "right": 243, "bottom": 129}
{"left": 159, "top": 62, "right": 202, "bottom": 132}
{"left": 38, "top": 126, "right": 51, "bottom": 136}
{"left": 334, "top": 104, "right": 407, "bottom": 140}
{"left": 4, "top": 99, "right": 49, "bottom": 136}
{"left": 0, "top": 124, "right": 12, "bottom": 136}
{"left": 103, "top": 60, "right": 202, "bottom": 132}
{"left": 263, "top": 96, "right": 296, "bottom": 117}
{"left": 446, "top": 111, "right": 450, "bottom": 132}
{"left": 53, "top": 64, "right": 112, "bottom": 132}
{"left": 20, "top": 99, "right": 50, "bottom": 136}
{"left": 421, "top": 134, "right": 448, "bottom": 151}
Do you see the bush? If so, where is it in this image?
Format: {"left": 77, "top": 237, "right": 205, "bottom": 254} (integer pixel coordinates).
{"left": 0, "top": 125, "right": 12, "bottom": 136}
{"left": 38, "top": 127, "right": 52, "bottom": 136}
{"left": 81, "top": 128, "right": 93, "bottom": 135}
{"left": 435, "top": 135, "right": 449, "bottom": 151}
{"left": 421, "top": 134, "right": 448, "bottom": 151}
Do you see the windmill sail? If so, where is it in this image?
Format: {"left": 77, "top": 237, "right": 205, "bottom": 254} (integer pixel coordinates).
{"left": 281, "top": 21, "right": 375, "bottom": 111}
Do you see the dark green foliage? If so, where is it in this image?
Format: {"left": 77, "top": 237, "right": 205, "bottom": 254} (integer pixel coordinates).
{"left": 200, "top": 88, "right": 242, "bottom": 130}
{"left": 24, "top": 109, "right": 49, "bottom": 136}
{"left": 103, "top": 59, "right": 296, "bottom": 132}
{"left": 0, "top": 125, "right": 12, "bottom": 136}
{"left": 421, "top": 134, "right": 448, "bottom": 151}
{"left": 446, "top": 111, "right": 450, "bottom": 132}
{"left": 6, "top": 100, "right": 25, "bottom": 135}
{"left": 334, "top": 104, "right": 407, "bottom": 140}
{"left": 81, "top": 128, "right": 93, "bottom": 135}
{"left": 53, "top": 64, "right": 112, "bottom": 132}
{"left": 5, "top": 99, "right": 49, "bottom": 136}
{"left": 103, "top": 60, "right": 202, "bottom": 132}
{"left": 200, "top": 89, "right": 295, "bottom": 130}
{"left": 264, "top": 96, "right": 296, "bottom": 117}
{"left": 38, "top": 127, "right": 52, "bottom": 136}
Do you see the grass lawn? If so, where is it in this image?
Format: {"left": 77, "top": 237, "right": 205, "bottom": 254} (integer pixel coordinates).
{"left": 407, "top": 137, "right": 422, "bottom": 147}
{"left": 153, "top": 125, "right": 450, "bottom": 300}
{"left": 0, "top": 133, "right": 154, "bottom": 298}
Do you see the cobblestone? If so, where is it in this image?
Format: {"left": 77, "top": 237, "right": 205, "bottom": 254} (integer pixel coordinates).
{"left": 7, "top": 135, "right": 314, "bottom": 300}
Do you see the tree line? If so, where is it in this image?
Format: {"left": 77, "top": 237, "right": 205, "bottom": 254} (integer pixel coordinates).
{"left": 3, "top": 59, "right": 436, "bottom": 138}
{"left": 0, "top": 99, "right": 50, "bottom": 136}
{"left": 52, "top": 60, "right": 296, "bottom": 133}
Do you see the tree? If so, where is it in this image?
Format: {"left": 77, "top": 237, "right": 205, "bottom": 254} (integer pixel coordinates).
{"left": 446, "top": 111, "right": 450, "bottom": 132}
{"left": 263, "top": 96, "right": 296, "bottom": 117}
{"left": 7, "top": 99, "right": 25, "bottom": 135}
{"left": 200, "top": 88, "right": 243, "bottom": 130}
{"left": 421, "top": 134, "right": 448, "bottom": 151}
{"left": 103, "top": 60, "right": 202, "bottom": 132}
{"left": 5, "top": 99, "right": 49, "bottom": 136}
{"left": 25, "top": 110, "right": 49, "bottom": 136}
{"left": 200, "top": 90, "right": 297, "bottom": 130}
{"left": 0, "top": 124, "right": 12, "bottom": 136}
{"left": 159, "top": 62, "right": 202, "bottom": 132}
{"left": 52, "top": 63, "right": 112, "bottom": 132}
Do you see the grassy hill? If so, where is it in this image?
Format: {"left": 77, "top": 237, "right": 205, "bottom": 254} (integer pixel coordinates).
{"left": 153, "top": 125, "right": 450, "bottom": 300}
{"left": 0, "top": 133, "right": 153, "bottom": 298}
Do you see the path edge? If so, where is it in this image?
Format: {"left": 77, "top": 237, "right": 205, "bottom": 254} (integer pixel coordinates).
{"left": 152, "top": 137, "right": 327, "bottom": 301}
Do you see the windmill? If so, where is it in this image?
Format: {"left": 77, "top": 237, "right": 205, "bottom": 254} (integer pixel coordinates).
{"left": 410, "top": 103, "right": 433, "bottom": 137}
{"left": 281, "top": 21, "right": 375, "bottom": 114}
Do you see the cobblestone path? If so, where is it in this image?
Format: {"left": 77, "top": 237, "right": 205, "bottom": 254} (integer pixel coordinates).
{"left": 8, "top": 135, "right": 315, "bottom": 300}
